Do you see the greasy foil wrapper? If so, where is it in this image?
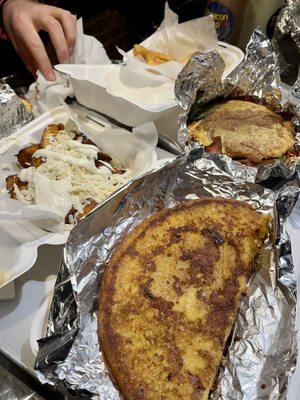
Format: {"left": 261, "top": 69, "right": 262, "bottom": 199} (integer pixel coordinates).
{"left": 0, "top": 84, "right": 33, "bottom": 137}
{"left": 175, "top": 28, "right": 300, "bottom": 185}
{"left": 272, "top": 0, "right": 300, "bottom": 90}
{"left": 276, "top": 0, "right": 300, "bottom": 48}
{"left": 35, "top": 149, "right": 299, "bottom": 399}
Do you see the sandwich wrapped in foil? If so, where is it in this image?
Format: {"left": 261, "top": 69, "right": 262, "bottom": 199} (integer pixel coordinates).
{"left": 35, "top": 149, "right": 299, "bottom": 399}
{"left": 175, "top": 28, "right": 300, "bottom": 185}
{"left": 0, "top": 84, "right": 33, "bottom": 137}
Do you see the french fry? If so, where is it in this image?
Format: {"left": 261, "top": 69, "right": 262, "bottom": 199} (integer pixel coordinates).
{"left": 133, "top": 44, "right": 149, "bottom": 59}
{"left": 146, "top": 54, "right": 166, "bottom": 66}
{"left": 180, "top": 53, "right": 193, "bottom": 65}
{"left": 133, "top": 44, "right": 175, "bottom": 65}
{"left": 147, "top": 50, "right": 174, "bottom": 62}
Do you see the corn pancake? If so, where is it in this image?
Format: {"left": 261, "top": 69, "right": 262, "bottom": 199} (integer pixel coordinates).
{"left": 189, "top": 100, "right": 295, "bottom": 163}
{"left": 99, "top": 198, "right": 270, "bottom": 400}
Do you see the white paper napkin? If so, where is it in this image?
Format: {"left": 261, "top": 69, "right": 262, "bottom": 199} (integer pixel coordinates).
{"left": 120, "top": 3, "right": 219, "bottom": 81}
{"left": 70, "top": 18, "right": 111, "bottom": 65}
{"left": 27, "top": 18, "right": 111, "bottom": 115}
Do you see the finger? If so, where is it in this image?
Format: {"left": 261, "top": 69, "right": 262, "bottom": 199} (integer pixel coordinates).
{"left": 52, "top": 10, "right": 77, "bottom": 56}
{"left": 15, "top": 40, "right": 38, "bottom": 76}
{"left": 15, "top": 20, "right": 55, "bottom": 80}
{"left": 39, "top": 15, "right": 69, "bottom": 64}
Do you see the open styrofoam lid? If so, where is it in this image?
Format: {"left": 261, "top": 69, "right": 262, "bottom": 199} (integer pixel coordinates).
{"left": 56, "top": 64, "right": 178, "bottom": 112}
{"left": 55, "top": 40, "right": 243, "bottom": 112}
{"left": 55, "top": 64, "right": 115, "bottom": 87}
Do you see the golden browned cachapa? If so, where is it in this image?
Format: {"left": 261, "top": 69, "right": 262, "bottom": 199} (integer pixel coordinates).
{"left": 189, "top": 100, "right": 295, "bottom": 163}
{"left": 99, "top": 198, "right": 270, "bottom": 400}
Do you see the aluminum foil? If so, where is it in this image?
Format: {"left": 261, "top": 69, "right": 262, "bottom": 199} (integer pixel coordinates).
{"left": 276, "top": 0, "right": 300, "bottom": 49}
{"left": 175, "top": 28, "right": 300, "bottom": 185}
{"left": 0, "top": 84, "right": 33, "bottom": 137}
{"left": 272, "top": 0, "right": 300, "bottom": 88}
{"left": 275, "top": 0, "right": 300, "bottom": 98}
{"left": 35, "top": 149, "right": 299, "bottom": 399}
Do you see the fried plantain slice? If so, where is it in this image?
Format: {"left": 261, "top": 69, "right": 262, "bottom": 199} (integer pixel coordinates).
{"left": 31, "top": 157, "right": 44, "bottom": 168}
{"left": 40, "top": 123, "right": 64, "bottom": 148}
{"left": 20, "top": 98, "right": 33, "bottom": 112}
{"left": 17, "top": 144, "right": 41, "bottom": 168}
{"left": 75, "top": 132, "right": 113, "bottom": 164}
{"left": 95, "top": 159, "right": 124, "bottom": 174}
{"left": 78, "top": 199, "right": 98, "bottom": 219}
{"left": 6, "top": 175, "right": 28, "bottom": 199}
{"left": 65, "top": 198, "right": 98, "bottom": 224}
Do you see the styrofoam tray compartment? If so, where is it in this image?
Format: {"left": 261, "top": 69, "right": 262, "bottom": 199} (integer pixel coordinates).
{"left": 0, "top": 107, "right": 72, "bottom": 289}
{"left": 55, "top": 64, "right": 179, "bottom": 127}
{"left": 0, "top": 107, "right": 170, "bottom": 288}
{"left": 55, "top": 40, "right": 242, "bottom": 129}
{"left": 132, "top": 35, "right": 244, "bottom": 77}
{"left": 217, "top": 41, "right": 244, "bottom": 77}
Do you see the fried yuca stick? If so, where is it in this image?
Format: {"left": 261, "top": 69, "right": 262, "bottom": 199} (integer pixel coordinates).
{"left": 133, "top": 44, "right": 175, "bottom": 65}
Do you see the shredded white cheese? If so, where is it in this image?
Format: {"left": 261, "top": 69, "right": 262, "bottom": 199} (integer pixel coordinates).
{"left": 1, "top": 163, "right": 10, "bottom": 171}
{"left": 15, "top": 129, "right": 132, "bottom": 221}
{"left": 0, "top": 188, "right": 8, "bottom": 195}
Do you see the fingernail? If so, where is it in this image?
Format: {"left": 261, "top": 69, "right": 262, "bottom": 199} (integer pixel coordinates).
{"left": 47, "top": 71, "right": 56, "bottom": 81}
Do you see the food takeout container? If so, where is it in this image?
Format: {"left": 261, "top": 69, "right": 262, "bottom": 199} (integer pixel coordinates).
{"left": 54, "top": 40, "right": 242, "bottom": 135}
{"left": 129, "top": 35, "right": 244, "bottom": 81}
{"left": 0, "top": 105, "right": 159, "bottom": 289}
{"left": 54, "top": 8, "right": 243, "bottom": 133}
{"left": 55, "top": 64, "right": 180, "bottom": 128}
{"left": 124, "top": 7, "right": 243, "bottom": 81}
{"left": 34, "top": 149, "right": 298, "bottom": 399}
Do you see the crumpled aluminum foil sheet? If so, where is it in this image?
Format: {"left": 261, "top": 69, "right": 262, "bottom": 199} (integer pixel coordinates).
{"left": 272, "top": 0, "right": 300, "bottom": 89}
{"left": 275, "top": 0, "right": 300, "bottom": 98}
{"left": 35, "top": 149, "right": 299, "bottom": 399}
{"left": 175, "top": 28, "right": 300, "bottom": 185}
{"left": 0, "top": 84, "right": 33, "bottom": 137}
{"left": 276, "top": 0, "right": 300, "bottom": 49}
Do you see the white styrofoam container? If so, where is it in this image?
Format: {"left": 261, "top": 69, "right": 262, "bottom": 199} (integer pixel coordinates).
{"left": 55, "top": 42, "right": 243, "bottom": 129}
{"left": 0, "top": 105, "right": 174, "bottom": 289}
{"left": 132, "top": 34, "right": 244, "bottom": 79}
{"left": 215, "top": 41, "right": 244, "bottom": 77}
{"left": 55, "top": 64, "right": 179, "bottom": 127}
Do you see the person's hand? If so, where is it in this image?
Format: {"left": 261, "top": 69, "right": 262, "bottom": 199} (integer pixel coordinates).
{"left": 3, "top": 0, "right": 77, "bottom": 80}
